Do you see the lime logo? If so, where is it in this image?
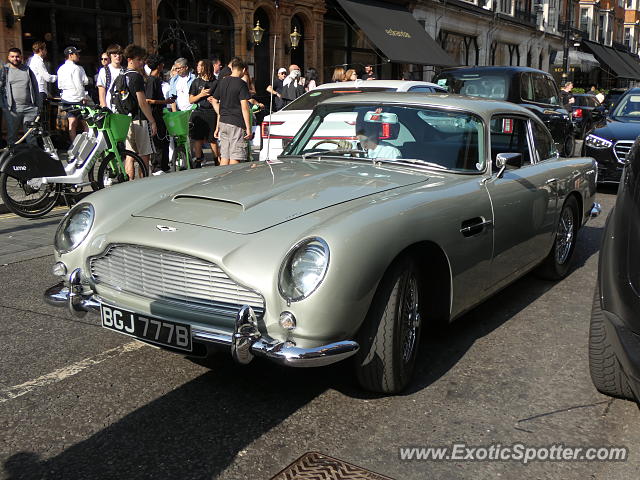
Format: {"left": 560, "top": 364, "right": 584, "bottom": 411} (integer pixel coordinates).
{"left": 13, "top": 165, "right": 27, "bottom": 171}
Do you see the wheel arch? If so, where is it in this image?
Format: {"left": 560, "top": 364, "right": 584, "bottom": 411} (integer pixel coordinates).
{"left": 566, "top": 190, "right": 583, "bottom": 227}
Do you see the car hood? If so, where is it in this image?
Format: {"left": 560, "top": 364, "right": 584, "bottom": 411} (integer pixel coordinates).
{"left": 132, "top": 160, "right": 428, "bottom": 234}
{"left": 591, "top": 118, "right": 640, "bottom": 140}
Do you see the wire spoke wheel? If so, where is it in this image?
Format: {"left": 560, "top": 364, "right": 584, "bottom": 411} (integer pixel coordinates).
{"left": 555, "top": 206, "right": 575, "bottom": 265}
{"left": 400, "top": 274, "right": 421, "bottom": 365}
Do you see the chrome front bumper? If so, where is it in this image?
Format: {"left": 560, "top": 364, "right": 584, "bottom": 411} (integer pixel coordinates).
{"left": 44, "top": 271, "right": 359, "bottom": 368}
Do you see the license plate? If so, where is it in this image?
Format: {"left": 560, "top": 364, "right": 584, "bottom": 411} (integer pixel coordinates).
{"left": 100, "top": 303, "right": 192, "bottom": 352}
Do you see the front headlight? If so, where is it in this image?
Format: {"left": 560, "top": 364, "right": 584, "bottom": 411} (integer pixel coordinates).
{"left": 54, "top": 203, "right": 95, "bottom": 254}
{"left": 585, "top": 134, "right": 613, "bottom": 149}
{"left": 279, "top": 238, "right": 329, "bottom": 302}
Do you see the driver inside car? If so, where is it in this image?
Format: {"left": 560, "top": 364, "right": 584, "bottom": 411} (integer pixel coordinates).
{"left": 356, "top": 128, "right": 401, "bottom": 160}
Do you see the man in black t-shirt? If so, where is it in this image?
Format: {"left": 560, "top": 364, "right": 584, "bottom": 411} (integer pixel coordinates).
{"left": 145, "top": 54, "right": 174, "bottom": 173}
{"left": 212, "top": 58, "right": 252, "bottom": 165}
{"left": 122, "top": 44, "right": 157, "bottom": 178}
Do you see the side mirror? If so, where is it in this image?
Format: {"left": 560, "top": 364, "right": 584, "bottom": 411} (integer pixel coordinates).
{"left": 495, "top": 152, "right": 522, "bottom": 178}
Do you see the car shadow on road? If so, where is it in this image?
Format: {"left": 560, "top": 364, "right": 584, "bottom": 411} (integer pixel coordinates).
{"left": 2, "top": 355, "right": 348, "bottom": 480}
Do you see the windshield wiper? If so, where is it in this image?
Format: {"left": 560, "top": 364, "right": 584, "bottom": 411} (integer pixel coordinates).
{"left": 302, "top": 149, "right": 368, "bottom": 160}
{"left": 374, "top": 158, "right": 448, "bottom": 170}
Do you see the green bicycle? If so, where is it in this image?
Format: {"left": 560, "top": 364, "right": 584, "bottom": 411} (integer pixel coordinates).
{"left": 163, "top": 106, "right": 195, "bottom": 172}
{"left": 0, "top": 105, "right": 148, "bottom": 218}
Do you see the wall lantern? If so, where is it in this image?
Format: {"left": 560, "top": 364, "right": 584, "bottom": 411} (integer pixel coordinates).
{"left": 289, "top": 27, "right": 302, "bottom": 50}
{"left": 247, "top": 21, "right": 265, "bottom": 50}
{"left": 9, "top": 0, "right": 27, "bottom": 19}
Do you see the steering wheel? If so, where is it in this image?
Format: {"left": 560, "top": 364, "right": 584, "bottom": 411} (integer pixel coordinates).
{"left": 311, "top": 140, "right": 344, "bottom": 149}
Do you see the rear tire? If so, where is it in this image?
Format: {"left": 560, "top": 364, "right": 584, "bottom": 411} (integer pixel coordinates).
{"left": 589, "top": 285, "right": 635, "bottom": 401}
{"left": 171, "top": 145, "right": 190, "bottom": 171}
{"left": 0, "top": 172, "right": 60, "bottom": 218}
{"left": 96, "top": 150, "right": 148, "bottom": 189}
{"left": 354, "top": 256, "right": 422, "bottom": 394}
{"left": 536, "top": 196, "right": 579, "bottom": 280}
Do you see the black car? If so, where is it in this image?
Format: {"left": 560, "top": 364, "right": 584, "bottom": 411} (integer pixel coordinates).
{"left": 570, "top": 93, "right": 606, "bottom": 139}
{"left": 602, "top": 88, "right": 627, "bottom": 112}
{"left": 582, "top": 87, "right": 640, "bottom": 183}
{"left": 434, "top": 66, "right": 575, "bottom": 156}
{"left": 589, "top": 138, "right": 640, "bottom": 403}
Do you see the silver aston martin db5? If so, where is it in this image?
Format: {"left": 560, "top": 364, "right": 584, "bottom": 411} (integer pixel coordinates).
{"left": 45, "top": 94, "right": 600, "bottom": 393}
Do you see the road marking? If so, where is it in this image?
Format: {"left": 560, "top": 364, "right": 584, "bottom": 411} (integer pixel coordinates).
{"left": 0, "top": 206, "right": 67, "bottom": 220}
{"left": 0, "top": 341, "right": 146, "bottom": 403}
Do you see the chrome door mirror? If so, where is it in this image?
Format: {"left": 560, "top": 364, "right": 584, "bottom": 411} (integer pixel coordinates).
{"left": 495, "top": 152, "right": 522, "bottom": 178}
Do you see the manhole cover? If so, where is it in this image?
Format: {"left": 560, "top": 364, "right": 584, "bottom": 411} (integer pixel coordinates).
{"left": 269, "top": 451, "right": 395, "bottom": 480}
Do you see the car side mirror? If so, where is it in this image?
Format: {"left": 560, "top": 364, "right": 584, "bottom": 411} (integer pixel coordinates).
{"left": 495, "top": 152, "right": 522, "bottom": 178}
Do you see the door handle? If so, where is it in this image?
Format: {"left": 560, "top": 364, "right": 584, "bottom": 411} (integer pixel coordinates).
{"left": 460, "top": 217, "right": 493, "bottom": 237}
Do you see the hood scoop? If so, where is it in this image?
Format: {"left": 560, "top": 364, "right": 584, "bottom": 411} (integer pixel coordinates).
{"left": 173, "top": 195, "right": 244, "bottom": 212}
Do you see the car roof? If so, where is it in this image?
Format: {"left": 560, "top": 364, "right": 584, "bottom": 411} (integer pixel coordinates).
{"left": 316, "top": 80, "right": 443, "bottom": 90}
{"left": 318, "top": 92, "right": 534, "bottom": 117}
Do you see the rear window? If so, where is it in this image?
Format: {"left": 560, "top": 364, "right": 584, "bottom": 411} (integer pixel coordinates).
{"left": 434, "top": 73, "right": 509, "bottom": 100}
{"left": 282, "top": 87, "right": 396, "bottom": 111}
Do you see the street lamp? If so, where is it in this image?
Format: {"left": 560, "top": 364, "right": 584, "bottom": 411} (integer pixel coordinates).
{"left": 252, "top": 20, "right": 265, "bottom": 45}
{"left": 8, "top": 0, "right": 27, "bottom": 20}
{"left": 289, "top": 27, "right": 302, "bottom": 50}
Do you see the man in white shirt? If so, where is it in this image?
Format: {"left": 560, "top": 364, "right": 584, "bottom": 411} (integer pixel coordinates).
{"left": 27, "top": 41, "right": 56, "bottom": 107}
{"left": 168, "top": 58, "right": 195, "bottom": 112}
{"left": 357, "top": 128, "right": 401, "bottom": 160}
{"left": 57, "top": 46, "right": 89, "bottom": 141}
{"left": 96, "top": 44, "right": 124, "bottom": 111}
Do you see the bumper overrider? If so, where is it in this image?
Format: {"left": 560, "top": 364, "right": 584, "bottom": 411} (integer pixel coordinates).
{"left": 44, "top": 268, "right": 359, "bottom": 368}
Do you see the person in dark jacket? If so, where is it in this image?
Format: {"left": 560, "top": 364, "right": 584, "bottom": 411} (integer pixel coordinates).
{"left": 281, "top": 64, "right": 304, "bottom": 107}
{"left": 0, "top": 47, "right": 42, "bottom": 144}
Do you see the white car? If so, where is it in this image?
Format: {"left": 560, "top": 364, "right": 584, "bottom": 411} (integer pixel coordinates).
{"left": 259, "top": 80, "right": 446, "bottom": 161}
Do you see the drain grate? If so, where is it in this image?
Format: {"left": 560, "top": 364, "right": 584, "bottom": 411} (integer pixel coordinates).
{"left": 269, "top": 451, "right": 395, "bottom": 480}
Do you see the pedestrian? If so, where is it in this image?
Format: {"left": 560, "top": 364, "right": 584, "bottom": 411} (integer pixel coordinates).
{"left": 589, "top": 85, "right": 597, "bottom": 96}
{"left": 27, "top": 41, "right": 56, "bottom": 108}
{"left": 56, "top": 46, "right": 89, "bottom": 141}
{"left": 332, "top": 66, "right": 345, "bottom": 83}
{"left": 168, "top": 58, "right": 195, "bottom": 112}
{"left": 596, "top": 90, "right": 605, "bottom": 104}
{"left": 119, "top": 43, "right": 157, "bottom": 179}
{"left": 189, "top": 59, "right": 218, "bottom": 167}
{"left": 304, "top": 67, "right": 318, "bottom": 91}
{"left": 266, "top": 67, "right": 287, "bottom": 111}
{"left": 218, "top": 57, "right": 239, "bottom": 79}
{"left": 212, "top": 57, "right": 222, "bottom": 79}
{"left": 145, "top": 54, "right": 174, "bottom": 174}
{"left": 211, "top": 57, "right": 252, "bottom": 166}
{"left": 560, "top": 81, "right": 575, "bottom": 110}
{"left": 344, "top": 69, "right": 357, "bottom": 81}
{"left": 96, "top": 44, "right": 124, "bottom": 111}
{"left": 0, "top": 47, "right": 42, "bottom": 144}
{"left": 363, "top": 64, "right": 376, "bottom": 80}
{"left": 281, "top": 64, "right": 304, "bottom": 107}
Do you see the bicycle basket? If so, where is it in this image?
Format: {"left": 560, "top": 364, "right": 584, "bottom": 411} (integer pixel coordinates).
{"left": 163, "top": 108, "right": 193, "bottom": 137}
{"left": 104, "top": 113, "right": 132, "bottom": 143}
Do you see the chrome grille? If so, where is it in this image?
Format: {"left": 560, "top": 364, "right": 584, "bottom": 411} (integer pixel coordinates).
{"left": 614, "top": 140, "right": 634, "bottom": 163}
{"left": 90, "top": 244, "right": 264, "bottom": 317}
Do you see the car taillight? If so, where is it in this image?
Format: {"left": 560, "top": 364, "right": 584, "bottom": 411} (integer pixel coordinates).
{"left": 573, "top": 108, "right": 583, "bottom": 118}
{"left": 261, "top": 121, "right": 284, "bottom": 138}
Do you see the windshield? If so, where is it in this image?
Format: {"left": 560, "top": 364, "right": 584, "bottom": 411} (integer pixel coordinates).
{"left": 283, "top": 103, "right": 486, "bottom": 173}
{"left": 611, "top": 94, "right": 640, "bottom": 120}
{"left": 282, "top": 87, "right": 396, "bottom": 111}
{"left": 434, "top": 73, "right": 509, "bottom": 100}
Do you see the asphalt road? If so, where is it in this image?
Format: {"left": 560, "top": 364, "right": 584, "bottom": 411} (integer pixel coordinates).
{"left": 1, "top": 185, "right": 638, "bottom": 480}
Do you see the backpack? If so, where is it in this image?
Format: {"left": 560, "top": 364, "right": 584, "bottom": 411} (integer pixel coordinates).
{"left": 110, "top": 70, "right": 137, "bottom": 115}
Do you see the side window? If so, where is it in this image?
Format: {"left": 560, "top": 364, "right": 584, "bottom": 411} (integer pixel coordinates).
{"left": 533, "top": 74, "right": 553, "bottom": 104}
{"left": 544, "top": 78, "right": 560, "bottom": 105}
{"left": 408, "top": 86, "right": 433, "bottom": 93}
{"left": 490, "top": 116, "right": 531, "bottom": 167}
{"left": 531, "top": 120, "right": 556, "bottom": 161}
{"left": 520, "top": 73, "right": 534, "bottom": 101}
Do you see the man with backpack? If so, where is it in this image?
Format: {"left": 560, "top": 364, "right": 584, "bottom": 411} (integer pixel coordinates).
{"left": 96, "top": 44, "right": 124, "bottom": 111}
{"left": 114, "top": 44, "right": 157, "bottom": 179}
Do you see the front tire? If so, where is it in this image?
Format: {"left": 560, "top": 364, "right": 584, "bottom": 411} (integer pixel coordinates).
{"left": 96, "top": 150, "right": 148, "bottom": 189}
{"left": 589, "top": 285, "right": 635, "bottom": 401}
{"left": 171, "top": 145, "right": 190, "bottom": 171}
{"left": 561, "top": 134, "right": 575, "bottom": 157}
{"left": 0, "top": 172, "right": 60, "bottom": 218}
{"left": 536, "top": 196, "right": 579, "bottom": 280}
{"left": 355, "top": 257, "right": 422, "bottom": 394}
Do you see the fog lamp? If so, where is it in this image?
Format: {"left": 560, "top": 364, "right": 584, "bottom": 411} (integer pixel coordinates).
{"left": 279, "top": 311, "right": 297, "bottom": 331}
{"left": 52, "top": 262, "right": 67, "bottom": 277}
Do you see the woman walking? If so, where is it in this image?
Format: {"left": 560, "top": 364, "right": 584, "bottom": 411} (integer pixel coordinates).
{"left": 189, "top": 59, "right": 218, "bottom": 167}
{"left": 304, "top": 67, "right": 318, "bottom": 91}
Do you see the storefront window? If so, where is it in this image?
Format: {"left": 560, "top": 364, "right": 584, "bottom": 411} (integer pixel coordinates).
{"left": 439, "top": 31, "right": 479, "bottom": 66}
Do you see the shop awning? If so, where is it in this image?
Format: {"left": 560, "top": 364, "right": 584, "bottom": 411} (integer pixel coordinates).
{"left": 583, "top": 41, "right": 639, "bottom": 79}
{"left": 614, "top": 50, "right": 640, "bottom": 78}
{"left": 335, "top": 0, "right": 458, "bottom": 66}
{"left": 553, "top": 50, "right": 599, "bottom": 70}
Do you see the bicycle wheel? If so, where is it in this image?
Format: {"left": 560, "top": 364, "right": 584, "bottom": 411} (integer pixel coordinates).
{"left": 171, "top": 144, "right": 190, "bottom": 172}
{"left": 96, "top": 150, "right": 149, "bottom": 189}
{"left": 0, "top": 172, "right": 61, "bottom": 218}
